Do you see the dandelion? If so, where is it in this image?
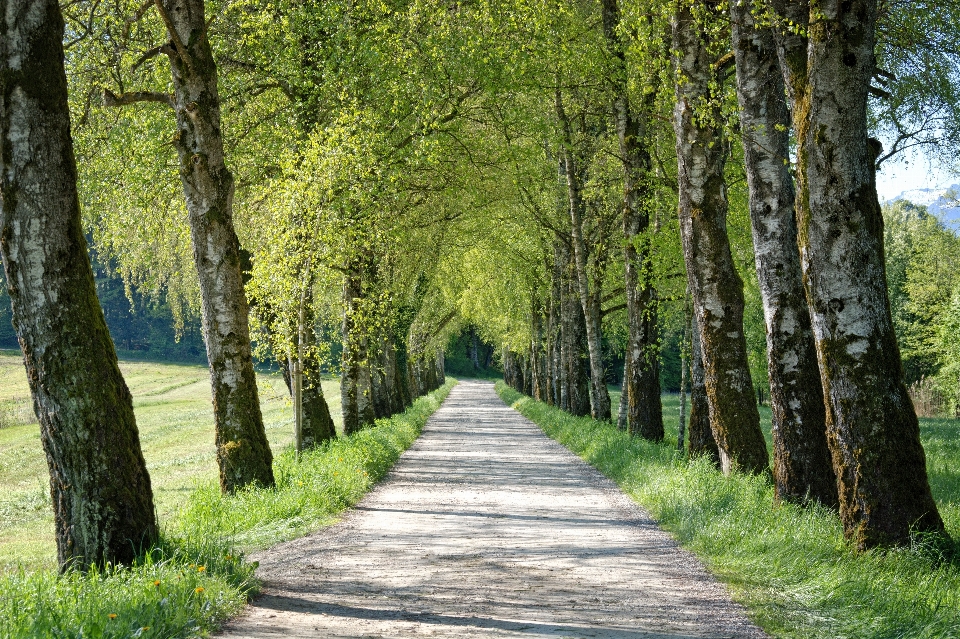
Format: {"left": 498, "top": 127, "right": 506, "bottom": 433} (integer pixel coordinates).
{"left": 142, "top": 627, "right": 150, "bottom": 632}
{"left": 153, "top": 580, "right": 161, "bottom": 587}
{"left": 108, "top": 613, "right": 117, "bottom": 620}
{"left": 195, "top": 586, "right": 205, "bottom": 594}
{"left": 225, "top": 554, "right": 233, "bottom": 560}
{"left": 197, "top": 565, "right": 206, "bottom": 572}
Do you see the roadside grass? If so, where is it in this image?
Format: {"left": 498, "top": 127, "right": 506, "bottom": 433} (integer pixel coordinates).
{"left": 170, "top": 380, "right": 456, "bottom": 550}
{"left": 0, "top": 348, "right": 453, "bottom": 638}
{"left": 503, "top": 383, "right": 960, "bottom": 639}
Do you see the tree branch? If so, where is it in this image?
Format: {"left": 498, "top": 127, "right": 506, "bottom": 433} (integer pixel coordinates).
{"left": 153, "top": 0, "right": 194, "bottom": 72}
{"left": 103, "top": 88, "right": 174, "bottom": 109}
{"left": 123, "top": 0, "right": 156, "bottom": 39}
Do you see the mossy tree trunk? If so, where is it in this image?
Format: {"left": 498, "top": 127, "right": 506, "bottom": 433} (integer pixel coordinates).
{"left": 0, "top": 0, "right": 157, "bottom": 569}
{"left": 151, "top": 0, "right": 273, "bottom": 492}
{"left": 687, "top": 312, "right": 720, "bottom": 464}
{"left": 558, "top": 242, "right": 592, "bottom": 417}
{"left": 300, "top": 318, "right": 336, "bottom": 448}
{"left": 791, "top": 0, "right": 944, "bottom": 547}
{"left": 601, "top": 0, "right": 664, "bottom": 441}
{"left": 730, "top": 0, "right": 837, "bottom": 507}
{"left": 341, "top": 267, "right": 375, "bottom": 434}
{"left": 671, "top": 2, "right": 769, "bottom": 475}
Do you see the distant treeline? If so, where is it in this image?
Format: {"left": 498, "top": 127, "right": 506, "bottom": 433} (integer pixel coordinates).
{"left": 0, "top": 249, "right": 206, "bottom": 363}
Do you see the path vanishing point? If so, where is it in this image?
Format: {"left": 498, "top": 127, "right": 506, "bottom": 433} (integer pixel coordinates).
{"left": 218, "top": 380, "right": 767, "bottom": 638}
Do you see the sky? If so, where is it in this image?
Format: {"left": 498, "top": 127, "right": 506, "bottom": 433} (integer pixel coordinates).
{"left": 876, "top": 151, "right": 957, "bottom": 201}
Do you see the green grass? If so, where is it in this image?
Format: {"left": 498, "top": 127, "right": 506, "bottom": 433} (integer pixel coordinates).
{"left": 0, "top": 348, "right": 454, "bottom": 638}
{"left": 502, "top": 383, "right": 960, "bottom": 639}
{"left": 0, "top": 351, "right": 303, "bottom": 570}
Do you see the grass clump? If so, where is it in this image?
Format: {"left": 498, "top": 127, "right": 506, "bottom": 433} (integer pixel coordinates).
{"left": 0, "top": 380, "right": 454, "bottom": 639}
{"left": 497, "top": 382, "right": 960, "bottom": 639}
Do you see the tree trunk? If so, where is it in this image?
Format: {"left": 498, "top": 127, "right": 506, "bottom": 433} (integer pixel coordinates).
{"left": 301, "top": 320, "right": 336, "bottom": 447}
{"left": 556, "top": 95, "right": 612, "bottom": 421}
{"left": 601, "top": 0, "right": 664, "bottom": 441}
{"left": 553, "top": 243, "right": 569, "bottom": 410}
{"left": 469, "top": 327, "right": 481, "bottom": 370}
{"left": 617, "top": 357, "right": 629, "bottom": 431}
{"left": 559, "top": 243, "right": 592, "bottom": 417}
{"left": 370, "top": 329, "right": 392, "bottom": 420}
{"left": 159, "top": 0, "right": 273, "bottom": 492}
{"left": 793, "top": 0, "right": 944, "bottom": 547}
{"left": 688, "top": 312, "right": 720, "bottom": 464}
{"left": 678, "top": 336, "right": 688, "bottom": 453}
{"left": 341, "top": 269, "right": 374, "bottom": 433}
{"left": 0, "top": 0, "right": 157, "bottom": 569}
{"left": 730, "top": 0, "right": 837, "bottom": 507}
{"left": 671, "top": 4, "right": 769, "bottom": 475}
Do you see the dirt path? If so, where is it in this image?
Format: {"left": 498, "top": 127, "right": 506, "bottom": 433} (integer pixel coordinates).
{"left": 218, "top": 380, "right": 767, "bottom": 638}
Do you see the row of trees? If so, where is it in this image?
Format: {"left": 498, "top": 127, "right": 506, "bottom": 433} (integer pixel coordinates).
{"left": 495, "top": 0, "right": 956, "bottom": 551}
{"left": 1, "top": 0, "right": 450, "bottom": 570}
{"left": 2, "top": 0, "right": 958, "bottom": 569}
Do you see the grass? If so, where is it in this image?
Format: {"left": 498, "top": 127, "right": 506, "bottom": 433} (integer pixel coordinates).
{"left": 0, "top": 350, "right": 304, "bottom": 570}
{"left": 0, "top": 348, "right": 454, "bottom": 637}
{"left": 501, "top": 383, "right": 960, "bottom": 639}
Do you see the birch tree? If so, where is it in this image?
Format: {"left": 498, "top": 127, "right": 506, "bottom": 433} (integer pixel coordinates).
{"left": 671, "top": 1, "right": 769, "bottom": 475}
{"left": 0, "top": 0, "right": 157, "bottom": 568}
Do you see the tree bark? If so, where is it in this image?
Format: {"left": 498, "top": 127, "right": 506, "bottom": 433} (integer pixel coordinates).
{"left": 341, "top": 268, "right": 375, "bottom": 434}
{"left": 792, "top": 0, "right": 944, "bottom": 547}
{"left": 559, "top": 243, "right": 592, "bottom": 416}
{"left": 531, "top": 297, "right": 547, "bottom": 402}
{"left": 553, "top": 243, "right": 569, "bottom": 410}
{"left": 688, "top": 312, "right": 720, "bottom": 464}
{"left": 158, "top": 0, "right": 273, "bottom": 492}
{"left": 617, "top": 357, "right": 629, "bottom": 431}
{"left": 0, "top": 0, "right": 157, "bottom": 569}
{"left": 556, "top": 95, "right": 612, "bottom": 421}
{"left": 730, "top": 0, "right": 837, "bottom": 507}
{"left": 671, "top": 3, "right": 769, "bottom": 475}
{"left": 300, "top": 322, "right": 336, "bottom": 447}
{"left": 600, "top": 0, "right": 664, "bottom": 441}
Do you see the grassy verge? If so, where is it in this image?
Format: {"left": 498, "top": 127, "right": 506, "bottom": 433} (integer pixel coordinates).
{"left": 0, "top": 379, "right": 455, "bottom": 638}
{"left": 497, "top": 382, "right": 960, "bottom": 639}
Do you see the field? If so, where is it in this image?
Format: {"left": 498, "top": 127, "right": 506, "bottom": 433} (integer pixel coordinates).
{"left": 0, "top": 349, "right": 341, "bottom": 571}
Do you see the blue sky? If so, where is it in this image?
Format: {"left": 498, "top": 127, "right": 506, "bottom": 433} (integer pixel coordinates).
{"left": 876, "top": 152, "right": 956, "bottom": 201}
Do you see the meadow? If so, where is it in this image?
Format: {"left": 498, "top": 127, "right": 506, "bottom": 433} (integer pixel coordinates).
{"left": 0, "top": 350, "right": 326, "bottom": 571}
{"left": 507, "top": 384, "right": 960, "bottom": 638}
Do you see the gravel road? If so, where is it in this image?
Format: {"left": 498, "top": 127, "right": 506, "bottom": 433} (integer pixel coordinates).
{"left": 217, "top": 380, "right": 767, "bottom": 638}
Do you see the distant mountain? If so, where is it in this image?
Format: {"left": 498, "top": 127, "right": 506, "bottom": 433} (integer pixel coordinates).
{"left": 886, "top": 184, "right": 960, "bottom": 230}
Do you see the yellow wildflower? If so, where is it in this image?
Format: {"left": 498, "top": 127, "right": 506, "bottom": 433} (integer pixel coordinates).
{"left": 197, "top": 565, "right": 206, "bottom": 572}
{"left": 108, "top": 613, "right": 117, "bottom": 620}
{"left": 195, "top": 586, "right": 205, "bottom": 594}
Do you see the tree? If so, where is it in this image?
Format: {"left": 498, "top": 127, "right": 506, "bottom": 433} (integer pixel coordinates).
{"left": 671, "top": 1, "right": 769, "bottom": 475}
{"left": 600, "top": 0, "right": 664, "bottom": 440}
{"left": 787, "top": 0, "right": 945, "bottom": 548}
{"left": 729, "top": 0, "right": 836, "bottom": 506}
{"left": 102, "top": 0, "right": 274, "bottom": 492}
{"left": 0, "top": 0, "right": 157, "bottom": 569}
